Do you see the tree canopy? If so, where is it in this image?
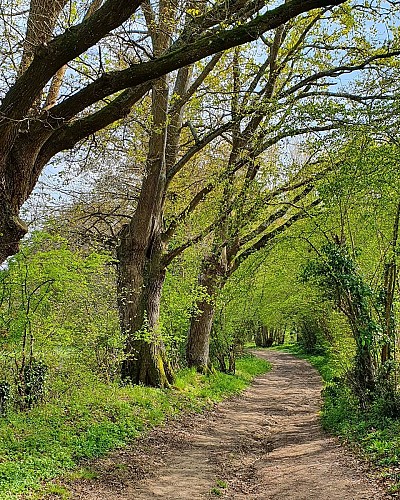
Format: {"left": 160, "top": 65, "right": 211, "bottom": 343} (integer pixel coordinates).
{"left": 1, "top": 1, "right": 400, "bottom": 495}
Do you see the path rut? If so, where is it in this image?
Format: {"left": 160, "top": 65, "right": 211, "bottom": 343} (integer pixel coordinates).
{"left": 65, "top": 350, "right": 388, "bottom": 499}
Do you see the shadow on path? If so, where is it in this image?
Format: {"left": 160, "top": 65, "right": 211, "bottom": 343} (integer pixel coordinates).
{"left": 64, "top": 350, "right": 387, "bottom": 500}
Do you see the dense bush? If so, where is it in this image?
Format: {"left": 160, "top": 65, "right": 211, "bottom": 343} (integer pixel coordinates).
{"left": 0, "top": 232, "right": 122, "bottom": 412}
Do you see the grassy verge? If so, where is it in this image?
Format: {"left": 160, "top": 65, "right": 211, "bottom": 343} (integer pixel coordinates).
{"left": 274, "top": 343, "right": 400, "bottom": 493}
{"left": 0, "top": 354, "right": 270, "bottom": 499}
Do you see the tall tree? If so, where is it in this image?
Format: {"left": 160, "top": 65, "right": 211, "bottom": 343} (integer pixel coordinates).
{"left": 62, "top": 3, "right": 400, "bottom": 384}
{"left": 184, "top": 9, "right": 400, "bottom": 370}
{"left": 0, "top": 0, "right": 351, "bottom": 264}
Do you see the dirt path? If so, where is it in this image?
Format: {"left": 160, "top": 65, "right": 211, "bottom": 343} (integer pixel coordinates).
{"left": 64, "top": 351, "right": 388, "bottom": 499}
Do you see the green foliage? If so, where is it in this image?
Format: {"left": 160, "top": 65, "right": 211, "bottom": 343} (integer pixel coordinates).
{"left": 160, "top": 252, "right": 206, "bottom": 367}
{"left": 302, "top": 243, "right": 374, "bottom": 312}
{"left": 282, "top": 344, "right": 400, "bottom": 482}
{"left": 0, "top": 354, "right": 269, "bottom": 498}
{"left": 302, "top": 242, "right": 393, "bottom": 403}
{"left": 322, "top": 377, "right": 400, "bottom": 472}
{"left": 295, "top": 313, "right": 331, "bottom": 355}
{"left": 0, "top": 231, "right": 122, "bottom": 411}
{"left": 209, "top": 313, "right": 249, "bottom": 374}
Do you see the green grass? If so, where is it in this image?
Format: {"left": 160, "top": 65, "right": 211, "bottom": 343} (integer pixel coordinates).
{"left": 0, "top": 354, "right": 270, "bottom": 499}
{"left": 276, "top": 343, "right": 400, "bottom": 491}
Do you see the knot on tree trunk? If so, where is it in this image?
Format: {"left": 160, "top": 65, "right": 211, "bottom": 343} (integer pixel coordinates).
{"left": 0, "top": 213, "right": 28, "bottom": 260}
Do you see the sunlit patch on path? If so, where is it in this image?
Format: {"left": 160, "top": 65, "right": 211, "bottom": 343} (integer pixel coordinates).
{"left": 65, "top": 351, "right": 386, "bottom": 499}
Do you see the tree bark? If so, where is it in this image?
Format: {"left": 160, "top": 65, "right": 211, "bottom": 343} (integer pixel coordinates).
{"left": 186, "top": 257, "right": 222, "bottom": 372}
{"left": 116, "top": 171, "right": 175, "bottom": 386}
{"left": 117, "top": 232, "right": 173, "bottom": 386}
{"left": 116, "top": 3, "right": 176, "bottom": 387}
{"left": 187, "top": 297, "right": 215, "bottom": 372}
{"left": 19, "top": 0, "right": 68, "bottom": 76}
{"left": 0, "top": 194, "right": 28, "bottom": 262}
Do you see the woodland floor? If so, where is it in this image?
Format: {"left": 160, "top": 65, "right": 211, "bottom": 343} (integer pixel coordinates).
{"left": 57, "top": 351, "right": 390, "bottom": 499}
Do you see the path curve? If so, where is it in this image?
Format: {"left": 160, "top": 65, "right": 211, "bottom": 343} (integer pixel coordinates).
{"left": 65, "top": 351, "right": 387, "bottom": 499}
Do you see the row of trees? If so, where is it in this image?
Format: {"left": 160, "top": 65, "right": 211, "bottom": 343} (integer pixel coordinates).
{"left": 0, "top": 1, "right": 399, "bottom": 406}
{"left": 1, "top": 109, "right": 399, "bottom": 413}
{"left": 222, "top": 130, "right": 400, "bottom": 410}
{"left": 0, "top": 0, "right": 350, "bottom": 263}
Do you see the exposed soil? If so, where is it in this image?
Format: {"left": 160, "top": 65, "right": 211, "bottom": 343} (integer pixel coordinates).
{"left": 59, "top": 351, "right": 390, "bottom": 499}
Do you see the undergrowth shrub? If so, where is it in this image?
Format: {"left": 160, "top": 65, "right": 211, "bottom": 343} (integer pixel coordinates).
{"left": 282, "top": 343, "right": 400, "bottom": 481}
{"left": 18, "top": 360, "right": 48, "bottom": 410}
{"left": 295, "top": 313, "right": 331, "bottom": 356}
{"left": 0, "top": 381, "right": 10, "bottom": 415}
{"left": 0, "top": 354, "right": 270, "bottom": 498}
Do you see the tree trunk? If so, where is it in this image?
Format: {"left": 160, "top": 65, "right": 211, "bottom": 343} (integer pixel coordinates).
{"left": 115, "top": 160, "right": 175, "bottom": 386}
{"left": 116, "top": 3, "right": 182, "bottom": 387}
{"left": 0, "top": 192, "right": 28, "bottom": 262}
{"left": 187, "top": 294, "right": 215, "bottom": 373}
{"left": 354, "top": 343, "right": 375, "bottom": 405}
{"left": 186, "top": 257, "right": 222, "bottom": 372}
{"left": 116, "top": 68, "right": 172, "bottom": 386}
{"left": 19, "top": 0, "right": 68, "bottom": 76}
{"left": 117, "top": 225, "right": 174, "bottom": 387}
{"left": 118, "top": 250, "right": 173, "bottom": 386}
{"left": 115, "top": 0, "right": 177, "bottom": 385}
